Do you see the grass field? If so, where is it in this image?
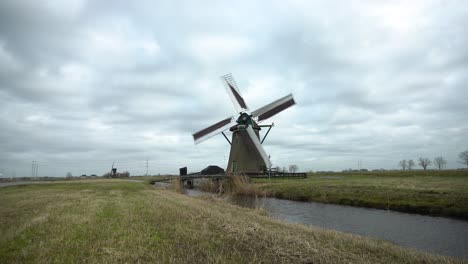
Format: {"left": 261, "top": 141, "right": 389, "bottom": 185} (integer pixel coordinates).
{"left": 0, "top": 180, "right": 465, "bottom": 263}
{"left": 253, "top": 170, "right": 468, "bottom": 219}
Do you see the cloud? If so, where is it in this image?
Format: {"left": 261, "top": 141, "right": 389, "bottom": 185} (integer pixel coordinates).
{"left": 188, "top": 34, "right": 254, "bottom": 65}
{"left": 0, "top": 41, "right": 22, "bottom": 74}
{"left": 0, "top": 0, "right": 467, "bottom": 177}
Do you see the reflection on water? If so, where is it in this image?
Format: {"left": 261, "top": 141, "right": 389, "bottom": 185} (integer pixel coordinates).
{"left": 184, "top": 188, "right": 468, "bottom": 258}
{"left": 229, "top": 194, "right": 263, "bottom": 208}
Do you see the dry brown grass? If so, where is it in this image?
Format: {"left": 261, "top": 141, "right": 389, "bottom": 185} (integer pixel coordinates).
{"left": 170, "top": 178, "right": 183, "bottom": 193}
{"left": 198, "top": 179, "right": 220, "bottom": 193}
{"left": 0, "top": 180, "right": 465, "bottom": 263}
{"left": 223, "top": 173, "right": 265, "bottom": 196}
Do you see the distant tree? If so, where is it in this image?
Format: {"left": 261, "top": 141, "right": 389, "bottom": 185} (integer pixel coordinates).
{"left": 66, "top": 172, "right": 72, "bottom": 178}
{"left": 282, "top": 166, "right": 287, "bottom": 173}
{"left": 433, "top": 157, "right": 447, "bottom": 170}
{"left": 407, "top": 160, "right": 415, "bottom": 171}
{"left": 459, "top": 150, "right": 468, "bottom": 168}
{"left": 418, "top": 157, "right": 431, "bottom": 170}
{"left": 289, "top": 165, "right": 298, "bottom": 173}
{"left": 120, "top": 171, "right": 130, "bottom": 177}
{"left": 398, "top": 160, "right": 407, "bottom": 171}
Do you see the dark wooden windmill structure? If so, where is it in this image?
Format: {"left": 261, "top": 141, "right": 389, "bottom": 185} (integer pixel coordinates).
{"left": 192, "top": 74, "right": 296, "bottom": 174}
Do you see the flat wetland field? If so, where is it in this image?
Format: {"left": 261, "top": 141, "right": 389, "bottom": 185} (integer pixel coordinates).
{"left": 254, "top": 170, "right": 468, "bottom": 219}
{"left": 1, "top": 180, "right": 466, "bottom": 263}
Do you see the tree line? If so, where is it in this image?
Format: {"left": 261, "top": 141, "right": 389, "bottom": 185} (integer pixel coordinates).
{"left": 273, "top": 165, "right": 299, "bottom": 173}
{"left": 398, "top": 150, "right": 468, "bottom": 171}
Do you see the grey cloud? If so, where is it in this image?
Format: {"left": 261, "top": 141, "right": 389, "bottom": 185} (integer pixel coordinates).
{"left": 1, "top": 0, "right": 467, "bottom": 176}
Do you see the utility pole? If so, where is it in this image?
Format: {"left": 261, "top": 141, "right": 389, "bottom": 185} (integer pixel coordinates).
{"left": 32, "top": 161, "right": 35, "bottom": 178}
{"left": 145, "top": 159, "right": 149, "bottom": 176}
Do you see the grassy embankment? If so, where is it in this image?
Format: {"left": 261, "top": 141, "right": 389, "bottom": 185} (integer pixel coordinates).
{"left": 1, "top": 180, "right": 464, "bottom": 263}
{"left": 253, "top": 170, "right": 468, "bottom": 219}
{"left": 131, "top": 175, "right": 178, "bottom": 183}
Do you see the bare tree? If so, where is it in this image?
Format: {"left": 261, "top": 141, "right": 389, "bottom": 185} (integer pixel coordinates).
{"left": 459, "top": 150, "right": 468, "bottom": 168}
{"left": 418, "top": 157, "right": 431, "bottom": 170}
{"left": 407, "top": 160, "right": 415, "bottom": 171}
{"left": 398, "top": 160, "right": 407, "bottom": 171}
{"left": 289, "top": 164, "right": 298, "bottom": 173}
{"left": 66, "top": 172, "right": 72, "bottom": 178}
{"left": 433, "top": 157, "right": 447, "bottom": 170}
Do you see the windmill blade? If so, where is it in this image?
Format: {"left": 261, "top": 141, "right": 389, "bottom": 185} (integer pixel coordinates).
{"left": 251, "top": 94, "right": 295, "bottom": 122}
{"left": 221, "top": 74, "right": 249, "bottom": 112}
{"left": 193, "top": 116, "right": 235, "bottom": 144}
{"left": 246, "top": 126, "right": 272, "bottom": 168}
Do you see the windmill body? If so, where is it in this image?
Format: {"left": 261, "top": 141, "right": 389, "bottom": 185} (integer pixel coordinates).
{"left": 192, "top": 74, "right": 296, "bottom": 174}
{"left": 226, "top": 115, "right": 265, "bottom": 173}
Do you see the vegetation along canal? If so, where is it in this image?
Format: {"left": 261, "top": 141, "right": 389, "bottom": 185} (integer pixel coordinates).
{"left": 184, "top": 188, "right": 468, "bottom": 258}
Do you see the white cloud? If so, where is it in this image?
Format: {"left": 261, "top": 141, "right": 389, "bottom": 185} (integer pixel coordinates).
{"left": 40, "top": 0, "right": 86, "bottom": 19}
{"left": 80, "top": 19, "right": 161, "bottom": 70}
{"left": 188, "top": 34, "right": 253, "bottom": 64}
{"left": 60, "top": 63, "right": 92, "bottom": 82}
{"left": 25, "top": 113, "right": 53, "bottom": 125}
{"left": 140, "top": 39, "right": 160, "bottom": 56}
{"left": 86, "top": 118, "right": 111, "bottom": 131}
{"left": 371, "top": 1, "right": 431, "bottom": 35}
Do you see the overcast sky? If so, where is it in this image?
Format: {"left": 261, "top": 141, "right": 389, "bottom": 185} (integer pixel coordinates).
{"left": 1, "top": 0, "right": 467, "bottom": 177}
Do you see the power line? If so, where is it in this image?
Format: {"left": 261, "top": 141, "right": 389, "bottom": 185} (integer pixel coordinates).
{"left": 145, "top": 158, "right": 149, "bottom": 176}
{"left": 31, "top": 161, "right": 39, "bottom": 178}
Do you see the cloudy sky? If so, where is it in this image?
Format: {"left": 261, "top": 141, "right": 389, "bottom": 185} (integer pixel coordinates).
{"left": 1, "top": 0, "right": 467, "bottom": 177}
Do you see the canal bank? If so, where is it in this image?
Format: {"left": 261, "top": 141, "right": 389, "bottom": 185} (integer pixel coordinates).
{"left": 184, "top": 188, "right": 468, "bottom": 259}
{"left": 253, "top": 171, "right": 468, "bottom": 219}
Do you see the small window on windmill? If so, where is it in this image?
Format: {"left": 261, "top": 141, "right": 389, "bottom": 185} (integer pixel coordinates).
{"left": 232, "top": 161, "right": 238, "bottom": 172}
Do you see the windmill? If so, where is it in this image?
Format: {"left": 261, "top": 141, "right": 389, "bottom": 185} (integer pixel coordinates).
{"left": 110, "top": 162, "right": 117, "bottom": 178}
{"left": 192, "top": 74, "right": 296, "bottom": 174}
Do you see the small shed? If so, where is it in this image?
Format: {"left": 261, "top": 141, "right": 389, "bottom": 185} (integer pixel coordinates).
{"left": 201, "top": 165, "right": 225, "bottom": 175}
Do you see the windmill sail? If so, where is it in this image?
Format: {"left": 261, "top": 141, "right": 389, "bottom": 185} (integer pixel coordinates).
{"left": 221, "top": 74, "right": 249, "bottom": 112}
{"left": 192, "top": 116, "right": 235, "bottom": 144}
{"left": 246, "top": 126, "right": 272, "bottom": 168}
{"left": 251, "top": 94, "right": 295, "bottom": 122}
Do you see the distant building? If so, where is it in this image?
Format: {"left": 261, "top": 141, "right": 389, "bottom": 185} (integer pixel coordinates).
{"left": 201, "top": 165, "right": 225, "bottom": 175}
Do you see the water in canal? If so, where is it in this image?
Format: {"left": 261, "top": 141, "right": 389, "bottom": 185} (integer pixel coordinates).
{"left": 184, "top": 188, "right": 468, "bottom": 258}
